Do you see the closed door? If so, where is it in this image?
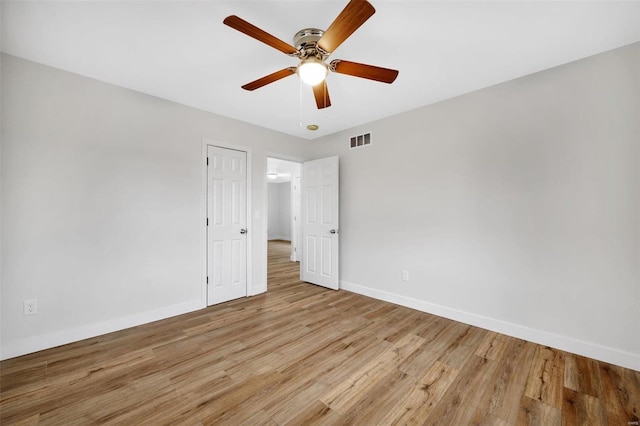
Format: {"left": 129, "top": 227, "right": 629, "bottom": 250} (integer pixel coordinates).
{"left": 301, "top": 156, "right": 339, "bottom": 290}
{"left": 207, "top": 146, "right": 247, "bottom": 305}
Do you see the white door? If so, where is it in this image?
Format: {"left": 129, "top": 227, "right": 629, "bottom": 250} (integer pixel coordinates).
{"left": 207, "top": 146, "right": 247, "bottom": 305}
{"left": 301, "top": 156, "right": 339, "bottom": 290}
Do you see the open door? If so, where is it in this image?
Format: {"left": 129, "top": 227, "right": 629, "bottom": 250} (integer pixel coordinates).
{"left": 301, "top": 156, "right": 339, "bottom": 290}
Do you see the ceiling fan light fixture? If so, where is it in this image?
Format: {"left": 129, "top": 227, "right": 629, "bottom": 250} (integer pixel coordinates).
{"left": 225, "top": 1, "right": 398, "bottom": 109}
{"left": 297, "top": 57, "right": 328, "bottom": 86}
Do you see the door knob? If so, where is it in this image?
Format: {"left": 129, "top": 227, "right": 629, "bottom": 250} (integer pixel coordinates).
{"left": 240, "top": 229, "right": 247, "bottom": 234}
{"left": 329, "top": 229, "right": 338, "bottom": 234}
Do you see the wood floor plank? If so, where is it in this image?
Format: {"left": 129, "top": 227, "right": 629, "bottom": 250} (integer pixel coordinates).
{"left": 564, "top": 352, "right": 602, "bottom": 397}
{"left": 523, "top": 345, "right": 565, "bottom": 408}
{"left": 316, "top": 338, "right": 392, "bottom": 387}
{"left": 436, "top": 325, "right": 480, "bottom": 369}
{"left": 349, "top": 370, "right": 416, "bottom": 425}
{"left": 379, "top": 360, "right": 459, "bottom": 425}
{"left": 276, "top": 339, "right": 353, "bottom": 384}
{"left": 282, "top": 400, "right": 341, "bottom": 425}
{"left": 517, "top": 395, "right": 562, "bottom": 425}
{"left": 170, "top": 362, "right": 233, "bottom": 397}
{"left": 0, "top": 361, "right": 47, "bottom": 394}
{"left": 319, "top": 332, "right": 425, "bottom": 414}
{"left": 238, "top": 409, "right": 277, "bottom": 426}
{"left": 9, "top": 413, "right": 40, "bottom": 426}
{"left": 200, "top": 370, "right": 287, "bottom": 424}
{"left": 204, "top": 372, "right": 315, "bottom": 425}
{"left": 422, "top": 355, "right": 500, "bottom": 424}
{"left": 381, "top": 310, "right": 428, "bottom": 344}
{"left": 476, "top": 331, "right": 510, "bottom": 361}
{"left": 267, "top": 381, "right": 330, "bottom": 425}
{"left": 472, "top": 338, "right": 538, "bottom": 424}
{"left": 1, "top": 240, "right": 638, "bottom": 425}
{"left": 599, "top": 362, "right": 640, "bottom": 424}
{"left": 562, "top": 387, "right": 608, "bottom": 426}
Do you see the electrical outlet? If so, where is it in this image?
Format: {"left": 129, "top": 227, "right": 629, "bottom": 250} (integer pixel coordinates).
{"left": 24, "top": 299, "right": 38, "bottom": 315}
{"left": 402, "top": 270, "right": 409, "bottom": 282}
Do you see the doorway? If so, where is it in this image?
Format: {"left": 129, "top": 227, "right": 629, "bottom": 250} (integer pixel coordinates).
{"left": 266, "top": 156, "right": 340, "bottom": 292}
{"left": 266, "top": 157, "right": 302, "bottom": 281}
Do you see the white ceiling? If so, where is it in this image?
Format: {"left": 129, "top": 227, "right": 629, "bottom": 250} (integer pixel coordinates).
{"left": 2, "top": 1, "right": 638, "bottom": 140}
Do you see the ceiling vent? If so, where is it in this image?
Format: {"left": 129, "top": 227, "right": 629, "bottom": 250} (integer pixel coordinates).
{"left": 350, "top": 132, "right": 371, "bottom": 149}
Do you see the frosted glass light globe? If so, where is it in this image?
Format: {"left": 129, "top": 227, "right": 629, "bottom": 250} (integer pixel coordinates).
{"left": 297, "top": 58, "right": 328, "bottom": 86}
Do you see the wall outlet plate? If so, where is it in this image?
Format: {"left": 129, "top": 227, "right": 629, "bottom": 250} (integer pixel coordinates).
{"left": 24, "top": 299, "right": 38, "bottom": 315}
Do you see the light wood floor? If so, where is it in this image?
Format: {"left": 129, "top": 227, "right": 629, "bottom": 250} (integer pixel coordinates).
{"left": 1, "top": 240, "right": 639, "bottom": 425}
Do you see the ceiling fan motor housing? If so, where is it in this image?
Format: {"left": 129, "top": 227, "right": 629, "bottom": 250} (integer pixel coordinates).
{"left": 293, "top": 28, "right": 327, "bottom": 58}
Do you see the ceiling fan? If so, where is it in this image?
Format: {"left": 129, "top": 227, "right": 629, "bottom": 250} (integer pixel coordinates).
{"left": 223, "top": 0, "right": 399, "bottom": 109}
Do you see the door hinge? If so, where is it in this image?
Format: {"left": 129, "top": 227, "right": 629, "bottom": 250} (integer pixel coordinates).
{"left": 206, "top": 218, "right": 209, "bottom": 226}
{"left": 206, "top": 276, "right": 209, "bottom": 284}
{"left": 206, "top": 157, "right": 209, "bottom": 166}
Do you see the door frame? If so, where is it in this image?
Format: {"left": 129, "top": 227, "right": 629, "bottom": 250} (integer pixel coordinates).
{"left": 202, "top": 139, "right": 252, "bottom": 307}
{"left": 264, "top": 153, "right": 304, "bottom": 291}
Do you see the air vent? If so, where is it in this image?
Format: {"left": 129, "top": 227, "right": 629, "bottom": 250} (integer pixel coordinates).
{"left": 349, "top": 132, "right": 371, "bottom": 149}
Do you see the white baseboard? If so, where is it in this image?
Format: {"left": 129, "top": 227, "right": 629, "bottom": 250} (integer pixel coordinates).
{"left": 268, "top": 236, "right": 291, "bottom": 241}
{"left": 340, "top": 280, "right": 640, "bottom": 371}
{"left": 0, "top": 299, "right": 204, "bottom": 361}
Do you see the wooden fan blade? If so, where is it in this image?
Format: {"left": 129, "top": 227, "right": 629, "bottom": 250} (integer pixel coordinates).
{"left": 330, "top": 60, "right": 398, "bottom": 83}
{"left": 317, "top": 0, "right": 375, "bottom": 54}
{"left": 312, "top": 81, "right": 331, "bottom": 109}
{"left": 224, "top": 15, "right": 298, "bottom": 55}
{"left": 242, "top": 68, "right": 296, "bottom": 91}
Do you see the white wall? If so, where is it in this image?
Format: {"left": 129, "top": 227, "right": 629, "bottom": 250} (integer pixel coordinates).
{"left": 2, "top": 43, "right": 639, "bottom": 370}
{"left": 267, "top": 182, "right": 291, "bottom": 241}
{"left": 279, "top": 184, "right": 292, "bottom": 241}
{"left": 267, "top": 183, "right": 280, "bottom": 239}
{"left": 311, "top": 43, "right": 640, "bottom": 370}
{"left": 0, "top": 54, "right": 311, "bottom": 359}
